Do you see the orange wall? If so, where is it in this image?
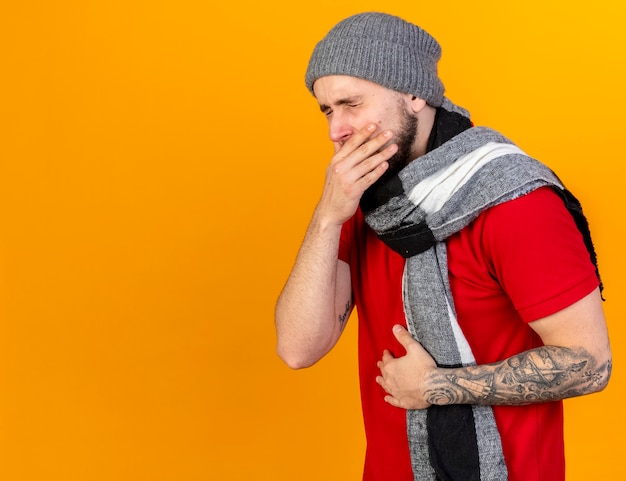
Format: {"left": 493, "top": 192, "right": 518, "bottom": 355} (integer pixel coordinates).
{"left": 1, "top": 1, "right": 624, "bottom": 480}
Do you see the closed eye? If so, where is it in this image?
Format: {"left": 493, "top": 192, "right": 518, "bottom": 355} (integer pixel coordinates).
{"left": 319, "top": 96, "right": 363, "bottom": 117}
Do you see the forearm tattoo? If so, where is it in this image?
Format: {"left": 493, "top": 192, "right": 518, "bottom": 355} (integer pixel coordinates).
{"left": 426, "top": 346, "right": 612, "bottom": 406}
{"left": 338, "top": 296, "right": 352, "bottom": 331}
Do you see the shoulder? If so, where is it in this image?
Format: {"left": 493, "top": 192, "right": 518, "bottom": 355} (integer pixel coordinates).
{"left": 481, "top": 187, "right": 582, "bottom": 252}
{"left": 485, "top": 186, "right": 567, "bottom": 224}
{"left": 478, "top": 186, "right": 599, "bottom": 321}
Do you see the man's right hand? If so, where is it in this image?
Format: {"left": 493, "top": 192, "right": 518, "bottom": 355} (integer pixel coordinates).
{"left": 275, "top": 124, "right": 396, "bottom": 368}
{"left": 317, "top": 123, "right": 397, "bottom": 225}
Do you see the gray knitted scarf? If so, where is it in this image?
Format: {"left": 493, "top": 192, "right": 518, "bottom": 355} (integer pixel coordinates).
{"left": 360, "top": 100, "right": 600, "bottom": 481}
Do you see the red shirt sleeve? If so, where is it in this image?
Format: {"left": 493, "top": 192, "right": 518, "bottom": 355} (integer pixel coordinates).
{"left": 481, "top": 186, "right": 599, "bottom": 322}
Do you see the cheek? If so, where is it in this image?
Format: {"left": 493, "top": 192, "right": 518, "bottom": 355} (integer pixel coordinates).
{"left": 376, "top": 109, "right": 395, "bottom": 129}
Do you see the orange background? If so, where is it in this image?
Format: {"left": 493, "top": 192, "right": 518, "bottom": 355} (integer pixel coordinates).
{"left": 1, "top": 1, "right": 624, "bottom": 480}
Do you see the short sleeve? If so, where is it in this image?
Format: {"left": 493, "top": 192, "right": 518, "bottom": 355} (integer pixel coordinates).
{"left": 481, "top": 187, "right": 599, "bottom": 322}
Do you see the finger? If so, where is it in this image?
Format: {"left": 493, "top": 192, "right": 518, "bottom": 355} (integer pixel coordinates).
{"left": 381, "top": 349, "right": 395, "bottom": 362}
{"left": 384, "top": 395, "right": 401, "bottom": 408}
{"left": 392, "top": 324, "right": 416, "bottom": 349}
{"left": 330, "top": 128, "right": 396, "bottom": 192}
{"left": 332, "top": 123, "right": 377, "bottom": 159}
{"left": 376, "top": 376, "right": 392, "bottom": 395}
{"left": 343, "top": 123, "right": 379, "bottom": 152}
{"left": 329, "top": 138, "right": 393, "bottom": 188}
{"left": 354, "top": 129, "right": 395, "bottom": 159}
{"left": 336, "top": 125, "right": 394, "bottom": 165}
{"left": 354, "top": 143, "right": 396, "bottom": 185}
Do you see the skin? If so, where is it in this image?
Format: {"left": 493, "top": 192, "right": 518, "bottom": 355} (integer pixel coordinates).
{"left": 275, "top": 75, "right": 432, "bottom": 368}
{"left": 275, "top": 75, "right": 612, "bottom": 409}
{"left": 377, "top": 289, "right": 611, "bottom": 409}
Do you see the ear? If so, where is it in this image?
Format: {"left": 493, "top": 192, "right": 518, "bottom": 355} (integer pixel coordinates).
{"left": 409, "top": 95, "right": 427, "bottom": 114}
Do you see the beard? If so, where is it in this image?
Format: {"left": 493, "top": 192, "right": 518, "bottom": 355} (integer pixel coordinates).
{"left": 360, "top": 106, "right": 419, "bottom": 211}
{"left": 375, "top": 106, "right": 418, "bottom": 184}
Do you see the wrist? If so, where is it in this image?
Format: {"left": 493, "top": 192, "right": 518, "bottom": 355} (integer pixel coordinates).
{"left": 311, "top": 205, "right": 349, "bottom": 233}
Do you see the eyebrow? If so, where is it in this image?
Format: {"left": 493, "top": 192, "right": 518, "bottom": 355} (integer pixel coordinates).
{"left": 319, "top": 95, "right": 363, "bottom": 113}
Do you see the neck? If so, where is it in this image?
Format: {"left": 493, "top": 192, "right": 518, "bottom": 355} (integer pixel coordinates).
{"left": 412, "top": 104, "right": 437, "bottom": 159}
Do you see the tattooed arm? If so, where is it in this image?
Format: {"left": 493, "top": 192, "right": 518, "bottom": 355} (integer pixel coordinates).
{"left": 275, "top": 230, "right": 354, "bottom": 370}
{"left": 377, "top": 288, "right": 611, "bottom": 409}
{"left": 275, "top": 124, "right": 395, "bottom": 369}
{"left": 435, "top": 344, "right": 610, "bottom": 406}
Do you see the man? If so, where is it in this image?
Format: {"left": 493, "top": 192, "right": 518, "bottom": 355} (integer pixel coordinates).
{"left": 275, "top": 12, "right": 611, "bottom": 481}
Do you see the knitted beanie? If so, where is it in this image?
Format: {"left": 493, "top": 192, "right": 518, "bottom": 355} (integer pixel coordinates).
{"left": 305, "top": 12, "right": 445, "bottom": 107}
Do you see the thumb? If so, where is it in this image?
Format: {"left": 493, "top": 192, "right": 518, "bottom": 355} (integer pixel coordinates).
{"left": 392, "top": 324, "right": 416, "bottom": 349}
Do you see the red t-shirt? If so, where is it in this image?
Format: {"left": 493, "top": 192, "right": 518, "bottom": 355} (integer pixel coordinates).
{"left": 338, "top": 187, "right": 599, "bottom": 481}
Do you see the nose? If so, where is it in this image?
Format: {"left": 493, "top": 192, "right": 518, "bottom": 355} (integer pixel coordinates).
{"left": 328, "top": 112, "right": 354, "bottom": 144}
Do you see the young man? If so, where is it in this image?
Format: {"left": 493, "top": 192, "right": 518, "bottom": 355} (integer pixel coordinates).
{"left": 275, "top": 12, "right": 611, "bottom": 481}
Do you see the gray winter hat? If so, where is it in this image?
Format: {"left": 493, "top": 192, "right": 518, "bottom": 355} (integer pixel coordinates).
{"left": 305, "top": 12, "right": 445, "bottom": 107}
